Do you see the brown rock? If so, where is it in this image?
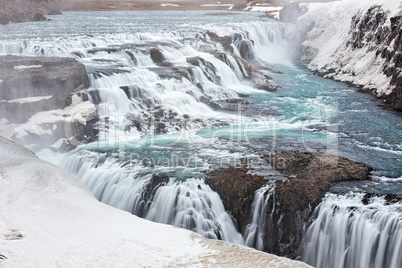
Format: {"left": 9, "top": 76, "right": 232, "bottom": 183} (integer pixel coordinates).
{"left": 265, "top": 150, "right": 372, "bottom": 256}
{"left": 206, "top": 166, "right": 267, "bottom": 232}
{"left": 150, "top": 48, "right": 165, "bottom": 63}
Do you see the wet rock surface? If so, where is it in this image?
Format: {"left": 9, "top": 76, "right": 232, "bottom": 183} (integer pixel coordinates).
{"left": 208, "top": 49, "right": 278, "bottom": 91}
{"left": 136, "top": 173, "right": 170, "bottom": 217}
{"left": 150, "top": 48, "right": 166, "bottom": 64}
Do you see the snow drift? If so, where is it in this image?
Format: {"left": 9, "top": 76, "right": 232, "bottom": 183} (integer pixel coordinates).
{"left": 0, "top": 136, "right": 310, "bottom": 267}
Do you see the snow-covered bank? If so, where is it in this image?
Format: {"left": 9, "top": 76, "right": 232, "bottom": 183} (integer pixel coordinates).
{"left": 293, "top": 0, "right": 402, "bottom": 111}
{"left": 0, "top": 137, "right": 310, "bottom": 267}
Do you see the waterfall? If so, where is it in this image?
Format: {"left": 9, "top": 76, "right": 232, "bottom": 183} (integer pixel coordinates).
{"left": 302, "top": 193, "right": 402, "bottom": 268}
{"left": 61, "top": 149, "right": 244, "bottom": 245}
{"left": 146, "top": 179, "right": 244, "bottom": 244}
{"left": 243, "top": 184, "right": 275, "bottom": 251}
{"left": 2, "top": 12, "right": 293, "bottom": 249}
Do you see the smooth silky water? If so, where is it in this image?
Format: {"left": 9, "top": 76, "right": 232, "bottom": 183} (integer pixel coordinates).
{"left": 1, "top": 11, "right": 401, "bottom": 267}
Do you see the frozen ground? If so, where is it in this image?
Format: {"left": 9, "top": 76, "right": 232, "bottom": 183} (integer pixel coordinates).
{"left": 0, "top": 137, "right": 311, "bottom": 267}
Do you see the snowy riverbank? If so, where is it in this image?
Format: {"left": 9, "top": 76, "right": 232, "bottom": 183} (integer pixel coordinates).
{"left": 0, "top": 137, "right": 310, "bottom": 267}
{"left": 293, "top": 0, "right": 402, "bottom": 111}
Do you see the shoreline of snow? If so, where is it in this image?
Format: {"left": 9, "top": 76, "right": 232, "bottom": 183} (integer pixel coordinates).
{"left": 0, "top": 136, "right": 311, "bottom": 267}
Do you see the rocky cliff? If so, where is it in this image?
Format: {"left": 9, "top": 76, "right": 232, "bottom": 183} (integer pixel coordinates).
{"left": 290, "top": 0, "right": 402, "bottom": 111}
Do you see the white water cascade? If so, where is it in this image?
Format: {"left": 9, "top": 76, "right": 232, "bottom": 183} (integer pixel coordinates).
{"left": 0, "top": 12, "right": 294, "bottom": 250}
{"left": 302, "top": 193, "right": 402, "bottom": 268}
{"left": 61, "top": 148, "right": 245, "bottom": 245}
{"left": 243, "top": 184, "right": 275, "bottom": 251}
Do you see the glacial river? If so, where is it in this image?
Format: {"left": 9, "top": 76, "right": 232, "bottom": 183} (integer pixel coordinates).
{"left": 1, "top": 10, "right": 401, "bottom": 267}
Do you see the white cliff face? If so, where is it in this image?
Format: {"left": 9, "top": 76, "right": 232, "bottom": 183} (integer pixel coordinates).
{"left": 0, "top": 137, "right": 311, "bottom": 268}
{"left": 296, "top": 0, "right": 401, "bottom": 98}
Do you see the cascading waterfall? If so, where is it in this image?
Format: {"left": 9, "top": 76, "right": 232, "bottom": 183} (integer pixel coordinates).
{"left": 61, "top": 148, "right": 245, "bottom": 245}
{"left": 243, "top": 184, "right": 275, "bottom": 251}
{"left": 4, "top": 11, "right": 401, "bottom": 261}
{"left": 145, "top": 179, "right": 244, "bottom": 244}
{"left": 43, "top": 17, "right": 291, "bottom": 247}
{"left": 302, "top": 193, "right": 402, "bottom": 268}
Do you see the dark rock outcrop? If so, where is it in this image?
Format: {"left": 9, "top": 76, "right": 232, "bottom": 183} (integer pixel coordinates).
{"left": 207, "top": 151, "right": 372, "bottom": 258}
{"left": 362, "top": 192, "right": 402, "bottom": 205}
{"left": 236, "top": 39, "right": 255, "bottom": 62}
{"left": 230, "top": 53, "right": 278, "bottom": 91}
{"left": 150, "top": 48, "right": 166, "bottom": 64}
{"left": 186, "top": 56, "right": 221, "bottom": 85}
{"left": 206, "top": 32, "right": 234, "bottom": 53}
{"left": 206, "top": 166, "right": 267, "bottom": 232}
{"left": 266, "top": 151, "right": 372, "bottom": 257}
{"left": 0, "top": 55, "right": 90, "bottom": 123}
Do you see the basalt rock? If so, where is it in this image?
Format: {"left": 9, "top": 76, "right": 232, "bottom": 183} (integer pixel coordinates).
{"left": 347, "top": 7, "right": 402, "bottom": 111}
{"left": 186, "top": 56, "right": 221, "bottom": 85}
{"left": 305, "top": 6, "right": 402, "bottom": 112}
{"left": 236, "top": 39, "right": 256, "bottom": 62}
{"left": 136, "top": 173, "right": 170, "bottom": 217}
{"left": 0, "top": 55, "right": 89, "bottom": 100}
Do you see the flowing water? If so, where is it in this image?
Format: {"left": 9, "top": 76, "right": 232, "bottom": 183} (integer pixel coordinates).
{"left": 1, "top": 10, "right": 401, "bottom": 267}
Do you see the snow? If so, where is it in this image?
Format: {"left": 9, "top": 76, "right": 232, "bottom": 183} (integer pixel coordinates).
{"left": 160, "top": 3, "right": 179, "bottom": 7}
{"left": 66, "top": 101, "right": 97, "bottom": 125}
{"left": 296, "top": 0, "right": 402, "bottom": 96}
{"left": 12, "top": 101, "right": 96, "bottom": 141}
{"left": 250, "top": 6, "right": 282, "bottom": 12}
{"left": 0, "top": 137, "right": 311, "bottom": 267}
{"left": 13, "top": 65, "right": 42, "bottom": 70}
{"left": 8, "top": 95, "right": 52, "bottom": 104}
{"left": 13, "top": 109, "right": 65, "bottom": 139}
{"left": 201, "top": 4, "right": 234, "bottom": 9}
